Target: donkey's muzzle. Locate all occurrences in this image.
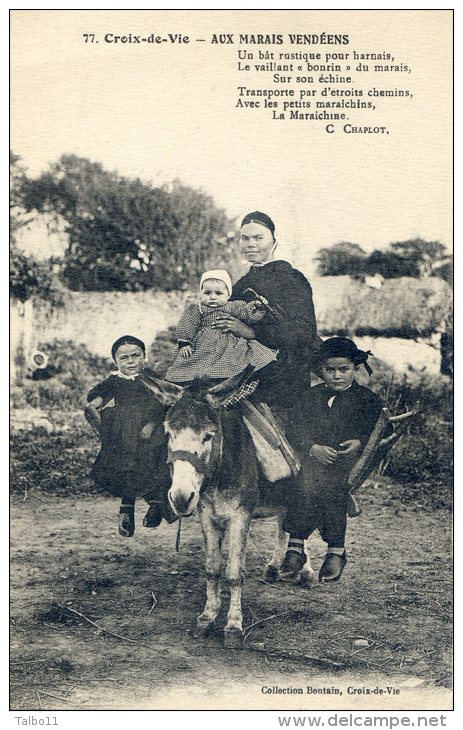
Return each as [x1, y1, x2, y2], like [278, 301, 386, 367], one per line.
[169, 489, 196, 517]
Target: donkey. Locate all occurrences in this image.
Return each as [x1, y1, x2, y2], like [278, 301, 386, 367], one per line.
[143, 371, 314, 648]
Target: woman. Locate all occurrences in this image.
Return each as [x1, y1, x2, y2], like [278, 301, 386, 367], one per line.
[212, 211, 320, 417]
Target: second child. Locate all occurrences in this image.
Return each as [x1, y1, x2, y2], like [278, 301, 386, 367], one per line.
[280, 337, 390, 582]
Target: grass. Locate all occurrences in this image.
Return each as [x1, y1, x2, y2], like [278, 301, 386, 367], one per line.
[369, 365, 452, 509]
[11, 340, 111, 411]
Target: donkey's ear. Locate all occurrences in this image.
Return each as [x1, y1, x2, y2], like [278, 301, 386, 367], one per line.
[139, 372, 184, 406]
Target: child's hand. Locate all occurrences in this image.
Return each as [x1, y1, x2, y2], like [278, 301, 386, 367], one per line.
[140, 423, 155, 440]
[310, 444, 339, 465]
[337, 439, 362, 457]
[252, 297, 268, 311]
[87, 396, 103, 412]
[180, 345, 193, 358]
[84, 404, 102, 438]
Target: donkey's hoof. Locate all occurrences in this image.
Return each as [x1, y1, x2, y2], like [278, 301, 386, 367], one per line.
[195, 617, 215, 638]
[263, 565, 279, 583]
[299, 570, 316, 588]
[224, 628, 243, 650]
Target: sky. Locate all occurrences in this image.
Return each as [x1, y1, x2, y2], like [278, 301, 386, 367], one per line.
[10, 8, 453, 274]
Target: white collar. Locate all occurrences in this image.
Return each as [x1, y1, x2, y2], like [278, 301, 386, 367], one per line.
[324, 383, 353, 393]
[111, 370, 141, 381]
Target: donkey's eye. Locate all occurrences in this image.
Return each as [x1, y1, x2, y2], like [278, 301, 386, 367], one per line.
[202, 433, 214, 444]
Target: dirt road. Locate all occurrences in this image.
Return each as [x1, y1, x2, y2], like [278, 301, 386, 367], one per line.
[10, 484, 452, 711]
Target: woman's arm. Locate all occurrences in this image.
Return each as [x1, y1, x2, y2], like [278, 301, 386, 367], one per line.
[266, 272, 317, 349]
[212, 300, 264, 337]
[231, 266, 318, 351]
[211, 314, 256, 339]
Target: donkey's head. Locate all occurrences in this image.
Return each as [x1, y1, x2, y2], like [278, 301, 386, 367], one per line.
[139, 366, 256, 517]
[165, 389, 222, 516]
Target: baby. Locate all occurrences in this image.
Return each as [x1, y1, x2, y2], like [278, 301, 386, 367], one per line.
[165, 269, 277, 383]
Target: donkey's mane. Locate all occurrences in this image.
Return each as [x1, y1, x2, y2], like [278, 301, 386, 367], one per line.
[185, 377, 216, 397]
[165, 387, 219, 432]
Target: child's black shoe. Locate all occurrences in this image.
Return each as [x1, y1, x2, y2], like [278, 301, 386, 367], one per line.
[162, 500, 179, 524]
[318, 551, 347, 583]
[279, 550, 307, 578]
[119, 505, 135, 537]
[143, 502, 163, 528]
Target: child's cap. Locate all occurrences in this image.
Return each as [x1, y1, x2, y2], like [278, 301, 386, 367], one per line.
[111, 335, 146, 361]
[318, 337, 373, 375]
[241, 211, 275, 236]
[200, 269, 233, 297]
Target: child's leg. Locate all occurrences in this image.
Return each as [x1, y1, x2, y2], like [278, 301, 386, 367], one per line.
[280, 474, 320, 577]
[318, 489, 348, 582]
[119, 496, 136, 537]
[280, 519, 319, 578]
[142, 498, 163, 528]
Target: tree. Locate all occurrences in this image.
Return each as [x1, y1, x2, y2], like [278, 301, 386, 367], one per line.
[314, 237, 450, 280]
[10, 151, 34, 245]
[315, 242, 366, 277]
[364, 249, 417, 279]
[24, 155, 235, 291]
[10, 152, 63, 304]
[390, 239, 448, 278]
[10, 152, 64, 384]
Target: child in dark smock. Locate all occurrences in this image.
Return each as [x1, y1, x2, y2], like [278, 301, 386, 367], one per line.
[280, 337, 389, 583]
[86, 335, 172, 537]
[165, 269, 277, 384]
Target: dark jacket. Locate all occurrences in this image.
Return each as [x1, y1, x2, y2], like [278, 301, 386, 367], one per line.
[231, 261, 320, 409]
[287, 380, 386, 488]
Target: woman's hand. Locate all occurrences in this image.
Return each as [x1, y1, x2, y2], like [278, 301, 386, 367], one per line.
[212, 314, 255, 339]
[337, 439, 362, 458]
[310, 444, 338, 466]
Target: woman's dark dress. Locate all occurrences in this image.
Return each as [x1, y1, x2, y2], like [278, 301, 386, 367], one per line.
[87, 370, 170, 500]
[231, 260, 320, 413]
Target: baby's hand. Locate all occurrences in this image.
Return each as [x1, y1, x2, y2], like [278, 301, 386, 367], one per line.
[337, 439, 362, 457]
[310, 444, 339, 466]
[179, 345, 193, 358]
[140, 423, 155, 440]
[252, 296, 269, 311]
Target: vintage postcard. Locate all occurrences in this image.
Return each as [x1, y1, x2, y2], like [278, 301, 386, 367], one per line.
[9, 6, 453, 720]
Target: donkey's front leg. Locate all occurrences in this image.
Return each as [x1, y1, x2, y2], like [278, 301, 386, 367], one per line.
[299, 540, 316, 587]
[197, 503, 224, 636]
[224, 509, 251, 649]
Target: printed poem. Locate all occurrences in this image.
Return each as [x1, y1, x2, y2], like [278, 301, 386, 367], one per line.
[234, 46, 414, 134]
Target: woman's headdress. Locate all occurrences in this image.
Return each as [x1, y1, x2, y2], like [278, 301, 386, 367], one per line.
[241, 211, 275, 236]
